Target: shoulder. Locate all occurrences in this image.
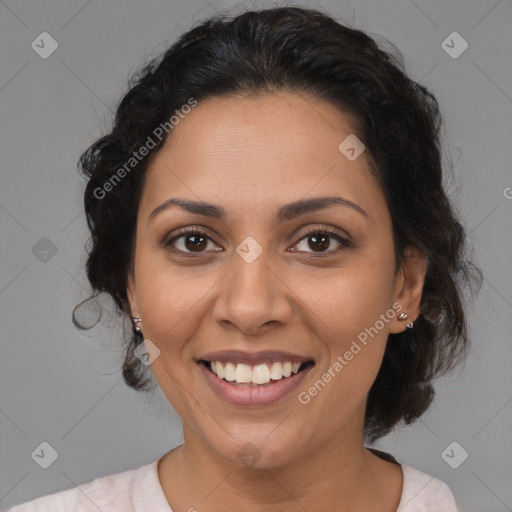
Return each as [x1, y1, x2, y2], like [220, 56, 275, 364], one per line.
[6, 461, 157, 512]
[398, 464, 459, 511]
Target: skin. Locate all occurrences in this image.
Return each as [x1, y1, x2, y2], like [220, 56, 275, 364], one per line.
[126, 91, 428, 512]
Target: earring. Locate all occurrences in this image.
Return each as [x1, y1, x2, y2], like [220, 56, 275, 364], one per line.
[398, 312, 414, 329]
[131, 317, 142, 333]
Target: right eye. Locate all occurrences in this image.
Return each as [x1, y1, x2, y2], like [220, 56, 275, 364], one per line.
[164, 228, 222, 256]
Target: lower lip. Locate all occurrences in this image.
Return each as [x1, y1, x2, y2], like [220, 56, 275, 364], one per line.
[198, 362, 313, 406]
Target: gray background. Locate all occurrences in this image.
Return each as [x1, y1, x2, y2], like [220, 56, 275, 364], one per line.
[1, 0, 511, 510]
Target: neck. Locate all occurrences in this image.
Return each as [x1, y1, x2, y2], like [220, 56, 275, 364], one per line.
[158, 424, 401, 512]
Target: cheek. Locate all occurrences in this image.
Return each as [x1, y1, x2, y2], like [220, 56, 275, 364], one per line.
[295, 246, 395, 393]
[299, 254, 395, 342]
[134, 250, 218, 346]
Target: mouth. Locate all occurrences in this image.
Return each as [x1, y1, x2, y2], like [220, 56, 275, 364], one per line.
[198, 359, 315, 387]
[195, 350, 316, 406]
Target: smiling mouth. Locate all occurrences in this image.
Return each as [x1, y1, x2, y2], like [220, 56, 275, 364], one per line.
[198, 360, 315, 387]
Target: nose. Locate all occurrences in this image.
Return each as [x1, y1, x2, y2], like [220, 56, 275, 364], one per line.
[212, 247, 292, 335]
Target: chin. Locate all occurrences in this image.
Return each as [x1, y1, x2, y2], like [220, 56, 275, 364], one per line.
[208, 429, 307, 470]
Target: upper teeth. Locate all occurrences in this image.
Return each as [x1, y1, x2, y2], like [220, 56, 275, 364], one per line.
[209, 361, 303, 384]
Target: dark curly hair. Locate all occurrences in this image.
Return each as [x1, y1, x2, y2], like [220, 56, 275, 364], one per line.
[74, 6, 482, 443]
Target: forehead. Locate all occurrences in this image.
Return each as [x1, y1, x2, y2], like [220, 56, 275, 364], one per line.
[140, 91, 386, 225]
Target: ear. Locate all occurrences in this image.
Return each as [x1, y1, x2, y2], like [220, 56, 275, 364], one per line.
[126, 270, 141, 319]
[389, 246, 428, 334]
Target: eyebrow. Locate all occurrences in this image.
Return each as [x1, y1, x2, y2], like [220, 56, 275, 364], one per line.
[147, 196, 369, 227]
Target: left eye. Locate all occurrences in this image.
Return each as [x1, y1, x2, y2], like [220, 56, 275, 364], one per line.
[292, 229, 351, 255]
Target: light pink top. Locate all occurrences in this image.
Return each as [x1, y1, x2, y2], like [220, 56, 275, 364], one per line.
[8, 458, 458, 511]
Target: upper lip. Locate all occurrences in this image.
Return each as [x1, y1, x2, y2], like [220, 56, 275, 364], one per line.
[197, 350, 314, 366]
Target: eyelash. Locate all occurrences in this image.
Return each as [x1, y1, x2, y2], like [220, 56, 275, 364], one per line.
[163, 225, 353, 258]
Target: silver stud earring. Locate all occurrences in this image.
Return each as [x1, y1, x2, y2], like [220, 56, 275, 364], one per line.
[131, 317, 142, 333]
[397, 312, 414, 329]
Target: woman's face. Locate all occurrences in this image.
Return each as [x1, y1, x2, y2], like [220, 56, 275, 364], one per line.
[127, 91, 425, 468]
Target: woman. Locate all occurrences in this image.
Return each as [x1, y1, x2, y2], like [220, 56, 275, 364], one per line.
[10, 6, 481, 511]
